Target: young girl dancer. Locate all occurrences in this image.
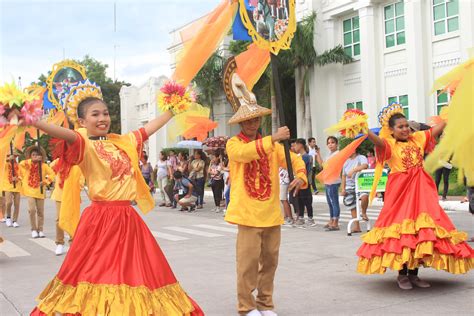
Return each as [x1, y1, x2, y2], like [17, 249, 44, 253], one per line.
[356, 104, 473, 289]
[30, 81, 203, 315]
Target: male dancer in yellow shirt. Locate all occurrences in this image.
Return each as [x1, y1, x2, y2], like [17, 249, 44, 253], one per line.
[19, 146, 55, 238]
[2, 151, 22, 228]
[224, 71, 307, 316]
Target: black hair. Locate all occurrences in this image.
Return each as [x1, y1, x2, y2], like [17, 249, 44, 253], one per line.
[295, 138, 306, 146]
[30, 148, 41, 155]
[388, 113, 406, 128]
[77, 97, 107, 119]
[143, 154, 148, 161]
[160, 151, 168, 160]
[173, 170, 183, 179]
[327, 136, 338, 145]
[308, 137, 315, 143]
[195, 150, 204, 159]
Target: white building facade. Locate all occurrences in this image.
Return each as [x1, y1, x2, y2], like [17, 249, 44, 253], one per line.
[120, 76, 172, 165]
[296, 0, 473, 148]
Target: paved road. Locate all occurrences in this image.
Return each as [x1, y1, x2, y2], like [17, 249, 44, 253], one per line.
[1, 194, 473, 315]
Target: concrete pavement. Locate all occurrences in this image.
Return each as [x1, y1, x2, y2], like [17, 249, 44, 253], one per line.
[1, 194, 473, 315]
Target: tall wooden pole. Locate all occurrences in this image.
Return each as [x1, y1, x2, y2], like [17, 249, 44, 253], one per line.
[270, 54, 299, 211]
[37, 129, 43, 194]
[9, 142, 16, 189]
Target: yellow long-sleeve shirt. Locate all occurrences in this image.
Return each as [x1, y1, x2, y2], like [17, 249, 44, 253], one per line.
[19, 159, 55, 199]
[1, 161, 21, 193]
[225, 134, 307, 227]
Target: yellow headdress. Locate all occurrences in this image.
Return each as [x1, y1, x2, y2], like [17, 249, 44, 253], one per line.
[61, 79, 103, 128]
[377, 103, 404, 136]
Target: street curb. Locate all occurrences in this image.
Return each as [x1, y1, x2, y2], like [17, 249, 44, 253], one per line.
[204, 191, 469, 212]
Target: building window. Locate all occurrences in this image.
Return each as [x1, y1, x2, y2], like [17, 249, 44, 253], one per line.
[384, 1, 405, 48]
[346, 101, 363, 110]
[433, 0, 459, 36]
[436, 90, 449, 114]
[343, 16, 360, 58]
[388, 95, 409, 118]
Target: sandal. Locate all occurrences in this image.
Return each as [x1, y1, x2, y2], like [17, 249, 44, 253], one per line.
[361, 214, 369, 221]
[351, 230, 362, 234]
[325, 226, 340, 231]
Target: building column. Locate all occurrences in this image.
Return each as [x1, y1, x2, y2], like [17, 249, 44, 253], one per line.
[323, 18, 339, 126]
[459, 0, 474, 60]
[357, 4, 380, 127]
[404, 0, 428, 120]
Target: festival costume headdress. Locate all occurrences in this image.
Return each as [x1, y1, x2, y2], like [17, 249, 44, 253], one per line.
[224, 57, 272, 125]
[61, 79, 103, 129]
[378, 103, 404, 132]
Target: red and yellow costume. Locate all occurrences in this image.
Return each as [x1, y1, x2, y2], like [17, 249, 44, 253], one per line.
[1, 159, 22, 223]
[31, 128, 203, 316]
[225, 133, 307, 227]
[1, 161, 21, 193]
[19, 159, 54, 199]
[357, 129, 474, 274]
[225, 132, 307, 314]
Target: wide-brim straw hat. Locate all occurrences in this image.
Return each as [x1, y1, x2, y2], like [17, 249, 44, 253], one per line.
[228, 103, 273, 125]
[223, 57, 272, 125]
[25, 145, 47, 161]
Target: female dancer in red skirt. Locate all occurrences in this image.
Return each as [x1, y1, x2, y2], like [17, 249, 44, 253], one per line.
[30, 80, 203, 315]
[356, 103, 474, 290]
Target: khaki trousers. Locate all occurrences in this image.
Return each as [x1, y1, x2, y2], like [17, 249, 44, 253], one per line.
[55, 201, 65, 245]
[236, 225, 281, 314]
[5, 191, 20, 222]
[0, 192, 5, 216]
[28, 197, 45, 232]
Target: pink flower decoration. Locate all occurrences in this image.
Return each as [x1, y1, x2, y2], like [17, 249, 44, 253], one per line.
[20, 99, 43, 125]
[0, 115, 7, 127]
[160, 81, 186, 97]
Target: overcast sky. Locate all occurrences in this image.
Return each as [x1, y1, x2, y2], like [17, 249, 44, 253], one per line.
[0, 0, 218, 86]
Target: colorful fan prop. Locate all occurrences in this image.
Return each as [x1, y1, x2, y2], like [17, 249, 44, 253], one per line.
[324, 109, 369, 139]
[157, 80, 196, 115]
[0, 82, 43, 127]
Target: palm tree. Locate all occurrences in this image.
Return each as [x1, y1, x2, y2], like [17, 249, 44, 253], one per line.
[286, 12, 352, 137]
[192, 51, 224, 124]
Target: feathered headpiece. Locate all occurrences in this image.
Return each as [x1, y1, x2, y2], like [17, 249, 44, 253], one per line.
[61, 79, 103, 129]
[378, 103, 404, 128]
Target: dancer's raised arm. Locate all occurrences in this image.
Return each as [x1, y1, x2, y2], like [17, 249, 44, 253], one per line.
[143, 110, 173, 137]
[431, 120, 447, 139]
[34, 120, 77, 144]
[367, 128, 385, 148]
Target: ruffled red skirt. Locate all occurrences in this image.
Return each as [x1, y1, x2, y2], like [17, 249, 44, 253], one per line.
[357, 167, 474, 274]
[30, 201, 204, 315]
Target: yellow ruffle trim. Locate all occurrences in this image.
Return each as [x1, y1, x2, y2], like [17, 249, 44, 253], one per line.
[357, 246, 474, 275]
[357, 212, 474, 275]
[361, 212, 468, 245]
[36, 277, 196, 316]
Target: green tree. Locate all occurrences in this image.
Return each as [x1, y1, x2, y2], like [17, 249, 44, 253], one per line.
[284, 12, 352, 137]
[192, 51, 224, 125]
